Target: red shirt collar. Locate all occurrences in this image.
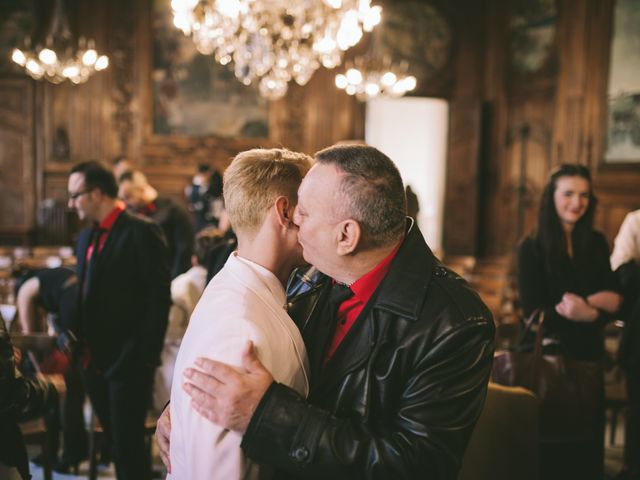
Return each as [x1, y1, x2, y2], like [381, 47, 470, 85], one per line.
[348, 238, 403, 301]
[96, 202, 125, 231]
[137, 201, 156, 216]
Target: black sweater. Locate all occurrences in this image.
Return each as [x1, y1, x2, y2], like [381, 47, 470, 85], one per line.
[517, 230, 619, 360]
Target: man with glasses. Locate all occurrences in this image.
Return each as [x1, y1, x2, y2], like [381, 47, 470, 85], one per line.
[67, 161, 171, 480]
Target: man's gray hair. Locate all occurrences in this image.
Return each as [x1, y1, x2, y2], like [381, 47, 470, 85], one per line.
[315, 144, 406, 248]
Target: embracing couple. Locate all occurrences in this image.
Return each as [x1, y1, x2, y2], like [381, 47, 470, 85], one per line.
[161, 144, 495, 480]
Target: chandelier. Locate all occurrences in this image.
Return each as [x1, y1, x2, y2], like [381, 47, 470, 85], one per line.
[171, 0, 382, 99]
[335, 56, 416, 101]
[11, 0, 109, 84]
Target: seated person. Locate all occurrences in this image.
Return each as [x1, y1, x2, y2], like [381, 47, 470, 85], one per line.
[154, 229, 224, 412]
[0, 311, 58, 480]
[169, 148, 312, 479]
[15, 267, 87, 472]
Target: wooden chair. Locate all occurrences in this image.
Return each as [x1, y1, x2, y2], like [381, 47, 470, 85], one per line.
[19, 417, 53, 480]
[604, 321, 628, 446]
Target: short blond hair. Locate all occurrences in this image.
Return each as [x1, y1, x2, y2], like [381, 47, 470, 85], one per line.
[223, 148, 312, 234]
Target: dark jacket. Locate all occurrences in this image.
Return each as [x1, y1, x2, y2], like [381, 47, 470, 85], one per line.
[74, 210, 171, 380]
[517, 231, 618, 360]
[150, 196, 195, 279]
[241, 224, 495, 479]
[616, 260, 640, 370]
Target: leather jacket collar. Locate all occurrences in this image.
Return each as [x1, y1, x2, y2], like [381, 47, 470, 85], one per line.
[374, 217, 435, 322]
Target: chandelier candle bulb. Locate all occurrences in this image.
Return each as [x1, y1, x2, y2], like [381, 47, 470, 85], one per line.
[82, 49, 98, 66]
[94, 55, 109, 71]
[11, 49, 26, 66]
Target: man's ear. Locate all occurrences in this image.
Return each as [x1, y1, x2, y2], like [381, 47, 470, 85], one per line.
[273, 196, 292, 228]
[336, 219, 360, 255]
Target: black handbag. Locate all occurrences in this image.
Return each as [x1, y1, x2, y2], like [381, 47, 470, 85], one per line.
[491, 310, 603, 442]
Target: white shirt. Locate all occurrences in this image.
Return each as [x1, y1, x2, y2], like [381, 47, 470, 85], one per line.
[168, 253, 309, 480]
[611, 209, 640, 270]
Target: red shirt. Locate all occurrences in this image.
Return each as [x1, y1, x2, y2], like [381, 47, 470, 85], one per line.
[85, 202, 125, 263]
[137, 201, 157, 217]
[324, 239, 403, 363]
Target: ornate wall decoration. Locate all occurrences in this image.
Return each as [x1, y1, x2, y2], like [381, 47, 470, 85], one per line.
[509, 0, 557, 75]
[111, 0, 136, 156]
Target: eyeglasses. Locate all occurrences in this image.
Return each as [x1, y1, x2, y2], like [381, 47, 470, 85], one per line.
[68, 188, 94, 201]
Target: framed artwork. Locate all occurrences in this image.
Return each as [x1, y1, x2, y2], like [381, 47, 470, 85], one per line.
[605, 0, 640, 163]
[151, 0, 269, 138]
[509, 0, 557, 75]
[507, 0, 558, 93]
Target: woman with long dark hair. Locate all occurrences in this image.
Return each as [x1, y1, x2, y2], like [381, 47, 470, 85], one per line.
[517, 163, 622, 479]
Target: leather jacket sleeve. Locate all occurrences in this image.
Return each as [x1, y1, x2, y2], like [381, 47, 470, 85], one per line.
[241, 319, 494, 479]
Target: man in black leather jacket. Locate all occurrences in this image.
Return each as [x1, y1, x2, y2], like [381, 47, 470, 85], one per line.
[157, 144, 495, 479]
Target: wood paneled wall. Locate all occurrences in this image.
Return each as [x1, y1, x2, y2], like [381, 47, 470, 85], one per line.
[0, 0, 365, 244]
[444, 0, 640, 257]
[1, 0, 639, 253]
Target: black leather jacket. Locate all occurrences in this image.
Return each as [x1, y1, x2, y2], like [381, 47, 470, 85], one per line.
[241, 224, 495, 479]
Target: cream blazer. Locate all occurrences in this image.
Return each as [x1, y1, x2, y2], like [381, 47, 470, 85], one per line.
[168, 253, 309, 480]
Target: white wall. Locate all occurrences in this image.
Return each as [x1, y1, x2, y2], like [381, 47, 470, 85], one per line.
[365, 97, 449, 253]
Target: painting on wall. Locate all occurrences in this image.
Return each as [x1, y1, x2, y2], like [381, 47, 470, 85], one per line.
[151, 0, 269, 138]
[509, 0, 557, 75]
[605, 0, 640, 163]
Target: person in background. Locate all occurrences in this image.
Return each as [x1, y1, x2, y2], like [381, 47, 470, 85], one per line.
[68, 161, 171, 480]
[517, 163, 622, 480]
[153, 228, 223, 412]
[157, 144, 495, 479]
[15, 267, 87, 473]
[168, 148, 311, 479]
[610, 208, 640, 480]
[119, 170, 195, 279]
[112, 156, 134, 182]
[185, 163, 224, 231]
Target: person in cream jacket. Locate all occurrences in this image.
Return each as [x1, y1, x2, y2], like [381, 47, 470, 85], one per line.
[169, 148, 311, 479]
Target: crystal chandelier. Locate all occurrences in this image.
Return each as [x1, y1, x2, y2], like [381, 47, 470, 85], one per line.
[335, 55, 416, 101]
[171, 0, 382, 99]
[11, 0, 109, 84]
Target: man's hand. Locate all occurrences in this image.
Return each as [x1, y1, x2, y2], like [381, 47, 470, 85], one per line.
[155, 405, 172, 472]
[183, 341, 273, 433]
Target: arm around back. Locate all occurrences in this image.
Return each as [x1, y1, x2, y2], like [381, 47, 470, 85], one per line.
[241, 314, 495, 479]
